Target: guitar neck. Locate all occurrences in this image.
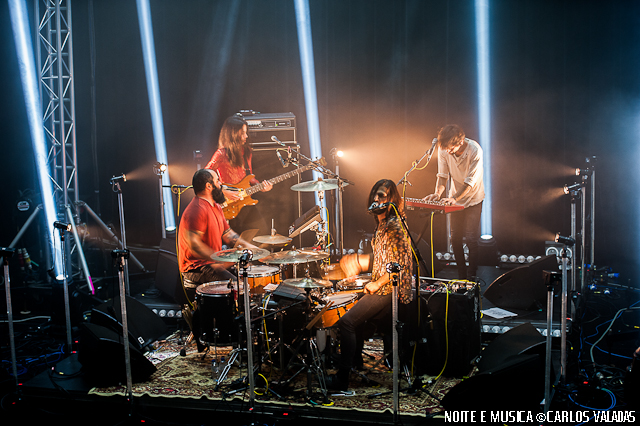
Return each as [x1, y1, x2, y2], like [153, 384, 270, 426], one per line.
[246, 165, 312, 195]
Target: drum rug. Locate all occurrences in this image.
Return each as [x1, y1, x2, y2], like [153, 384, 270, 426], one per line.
[88, 332, 470, 417]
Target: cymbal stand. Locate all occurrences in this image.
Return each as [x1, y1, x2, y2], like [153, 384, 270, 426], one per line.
[240, 250, 256, 405]
[1, 247, 19, 390]
[276, 289, 329, 402]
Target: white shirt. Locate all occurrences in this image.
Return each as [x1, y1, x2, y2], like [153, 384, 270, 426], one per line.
[436, 138, 485, 208]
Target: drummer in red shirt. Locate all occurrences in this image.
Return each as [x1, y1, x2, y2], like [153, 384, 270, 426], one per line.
[178, 168, 258, 304]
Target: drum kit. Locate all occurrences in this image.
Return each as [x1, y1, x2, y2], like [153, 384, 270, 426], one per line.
[191, 235, 370, 400]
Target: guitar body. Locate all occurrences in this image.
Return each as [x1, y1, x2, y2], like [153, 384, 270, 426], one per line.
[222, 174, 258, 220]
[220, 159, 325, 220]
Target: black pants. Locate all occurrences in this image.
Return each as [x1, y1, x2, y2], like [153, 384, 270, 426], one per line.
[449, 201, 483, 279]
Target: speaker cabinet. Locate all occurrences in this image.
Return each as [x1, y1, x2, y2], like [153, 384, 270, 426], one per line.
[78, 322, 156, 387]
[154, 237, 188, 306]
[442, 322, 546, 411]
[416, 284, 481, 378]
[483, 255, 558, 310]
[91, 295, 169, 352]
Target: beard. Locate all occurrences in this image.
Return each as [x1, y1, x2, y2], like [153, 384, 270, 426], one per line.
[211, 185, 227, 204]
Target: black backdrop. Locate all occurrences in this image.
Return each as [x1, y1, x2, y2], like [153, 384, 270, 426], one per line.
[1, 0, 639, 282]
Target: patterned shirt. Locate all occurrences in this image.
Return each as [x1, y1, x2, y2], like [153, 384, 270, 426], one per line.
[371, 215, 414, 304]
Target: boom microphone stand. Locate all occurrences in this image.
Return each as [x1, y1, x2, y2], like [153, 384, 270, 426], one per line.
[388, 262, 401, 423]
[111, 175, 131, 294]
[53, 221, 74, 353]
[112, 248, 134, 405]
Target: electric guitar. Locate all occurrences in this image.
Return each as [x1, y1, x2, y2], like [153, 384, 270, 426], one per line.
[221, 159, 326, 220]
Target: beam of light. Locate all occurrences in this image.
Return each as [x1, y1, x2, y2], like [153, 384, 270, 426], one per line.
[294, 0, 326, 213]
[136, 0, 176, 232]
[475, 0, 492, 238]
[9, 0, 63, 278]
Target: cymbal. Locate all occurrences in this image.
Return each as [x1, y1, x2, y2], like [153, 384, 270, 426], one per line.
[253, 234, 292, 245]
[210, 248, 270, 263]
[260, 249, 330, 264]
[290, 179, 339, 192]
[283, 277, 333, 289]
[323, 179, 349, 188]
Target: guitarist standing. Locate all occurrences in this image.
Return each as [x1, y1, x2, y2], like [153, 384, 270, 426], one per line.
[205, 115, 272, 234]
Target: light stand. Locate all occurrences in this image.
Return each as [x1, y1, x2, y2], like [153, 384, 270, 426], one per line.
[555, 234, 575, 384]
[1, 247, 19, 389]
[542, 269, 560, 414]
[153, 163, 168, 239]
[112, 248, 134, 404]
[111, 175, 131, 294]
[564, 183, 582, 319]
[54, 221, 74, 353]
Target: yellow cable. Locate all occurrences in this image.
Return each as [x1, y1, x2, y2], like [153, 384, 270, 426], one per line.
[433, 283, 450, 381]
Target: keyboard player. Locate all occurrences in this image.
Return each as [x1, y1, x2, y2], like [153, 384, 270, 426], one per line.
[422, 124, 485, 280]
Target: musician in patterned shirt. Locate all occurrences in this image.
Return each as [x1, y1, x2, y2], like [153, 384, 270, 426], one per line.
[327, 179, 414, 391]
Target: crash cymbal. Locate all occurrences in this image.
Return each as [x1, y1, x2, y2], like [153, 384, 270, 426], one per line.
[283, 277, 333, 289]
[210, 248, 270, 263]
[253, 234, 292, 245]
[260, 249, 329, 264]
[290, 179, 339, 192]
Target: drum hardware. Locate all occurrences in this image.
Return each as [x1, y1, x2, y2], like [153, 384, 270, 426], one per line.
[254, 219, 292, 246]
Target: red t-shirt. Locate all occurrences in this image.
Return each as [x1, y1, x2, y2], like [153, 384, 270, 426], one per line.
[205, 148, 254, 185]
[178, 197, 230, 273]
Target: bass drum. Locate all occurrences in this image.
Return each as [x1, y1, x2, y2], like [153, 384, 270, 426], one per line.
[194, 282, 238, 345]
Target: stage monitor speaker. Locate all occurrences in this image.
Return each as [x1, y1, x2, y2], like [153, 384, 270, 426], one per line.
[78, 322, 156, 387]
[154, 237, 188, 306]
[91, 295, 169, 352]
[416, 284, 481, 378]
[442, 322, 546, 411]
[483, 255, 558, 310]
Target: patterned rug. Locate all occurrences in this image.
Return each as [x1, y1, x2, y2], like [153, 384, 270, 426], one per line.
[89, 332, 467, 417]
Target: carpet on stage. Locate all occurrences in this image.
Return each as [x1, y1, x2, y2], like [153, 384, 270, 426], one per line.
[88, 332, 470, 417]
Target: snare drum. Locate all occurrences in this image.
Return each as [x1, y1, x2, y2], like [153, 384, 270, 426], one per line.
[316, 292, 359, 328]
[247, 265, 280, 291]
[194, 282, 237, 344]
[336, 273, 372, 293]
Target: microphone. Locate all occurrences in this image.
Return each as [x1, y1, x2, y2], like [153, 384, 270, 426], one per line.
[53, 221, 72, 231]
[368, 202, 391, 215]
[271, 135, 285, 146]
[275, 150, 288, 168]
[110, 174, 126, 184]
[426, 138, 438, 162]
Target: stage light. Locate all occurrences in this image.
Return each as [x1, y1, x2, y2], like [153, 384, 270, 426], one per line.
[563, 182, 583, 195]
[336, 150, 344, 158]
[294, 0, 326, 212]
[9, 0, 63, 278]
[500, 254, 508, 262]
[555, 233, 576, 247]
[475, 0, 492, 238]
[136, 0, 176, 233]
[153, 162, 167, 175]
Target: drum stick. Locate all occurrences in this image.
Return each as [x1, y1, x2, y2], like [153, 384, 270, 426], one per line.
[306, 301, 334, 330]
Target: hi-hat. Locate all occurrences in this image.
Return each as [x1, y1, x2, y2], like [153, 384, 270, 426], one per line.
[253, 234, 292, 245]
[283, 277, 333, 289]
[290, 179, 339, 192]
[260, 249, 329, 264]
[210, 248, 270, 263]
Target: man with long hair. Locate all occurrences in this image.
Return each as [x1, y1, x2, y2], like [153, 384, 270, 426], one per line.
[205, 114, 272, 233]
[423, 124, 484, 280]
[327, 179, 414, 391]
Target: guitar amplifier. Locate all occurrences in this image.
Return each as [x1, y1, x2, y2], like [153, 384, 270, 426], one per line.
[239, 110, 297, 150]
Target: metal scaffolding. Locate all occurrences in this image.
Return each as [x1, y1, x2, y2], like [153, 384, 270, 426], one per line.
[35, 0, 79, 279]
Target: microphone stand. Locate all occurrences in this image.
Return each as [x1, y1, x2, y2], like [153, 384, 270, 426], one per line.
[387, 262, 401, 423]
[56, 225, 74, 354]
[113, 180, 130, 294]
[112, 248, 134, 408]
[397, 139, 438, 187]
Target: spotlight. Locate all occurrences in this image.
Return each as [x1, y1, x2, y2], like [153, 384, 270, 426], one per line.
[555, 233, 575, 247]
[563, 182, 583, 195]
[110, 174, 127, 184]
[336, 150, 344, 158]
[153, 162, 167, 175]
[53, 221, 72, 232]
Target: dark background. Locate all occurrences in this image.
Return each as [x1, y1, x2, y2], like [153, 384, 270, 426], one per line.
[1, 0, 638, 284]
